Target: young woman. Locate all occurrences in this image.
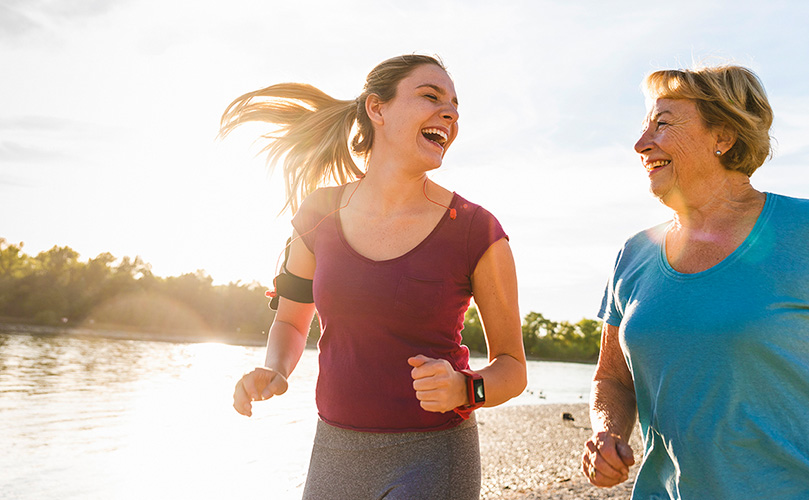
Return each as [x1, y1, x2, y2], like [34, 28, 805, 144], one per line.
[222, 54, 527, 499]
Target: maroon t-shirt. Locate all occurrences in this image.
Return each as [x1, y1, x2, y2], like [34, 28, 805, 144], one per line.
[293, 184, 508, 432]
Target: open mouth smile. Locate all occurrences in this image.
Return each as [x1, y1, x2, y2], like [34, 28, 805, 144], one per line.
[422, 128, 449, 149]
[645, 159, 670, 173]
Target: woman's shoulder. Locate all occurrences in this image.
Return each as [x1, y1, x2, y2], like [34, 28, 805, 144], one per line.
[298, 184, 347, 215]
[765, 192, 809, 236]
[602, 222, 669, 280]
[615, 221, 670, 258]
[292, 184, 349, 235]
[452, 192, 496, 221]
[450, 193, 510, 241]
[768, 192, 809, 213]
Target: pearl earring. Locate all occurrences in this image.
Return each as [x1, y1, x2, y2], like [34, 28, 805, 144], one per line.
[715, 150, 722, 156]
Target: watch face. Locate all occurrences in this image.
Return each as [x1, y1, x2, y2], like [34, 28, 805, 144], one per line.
[472, 378, 485, 403]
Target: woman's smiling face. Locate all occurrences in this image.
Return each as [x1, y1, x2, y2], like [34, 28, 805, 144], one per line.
[374, 64, 459, 169]
[634, 98, 723, 206]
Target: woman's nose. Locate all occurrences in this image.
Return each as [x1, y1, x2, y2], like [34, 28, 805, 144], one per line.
[634, 127, 652, 154]
[442, 104, 459, 123]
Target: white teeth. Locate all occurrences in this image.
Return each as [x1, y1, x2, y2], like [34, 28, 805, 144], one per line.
[645, 159, 670, 171]
[422, 128, 448, 144]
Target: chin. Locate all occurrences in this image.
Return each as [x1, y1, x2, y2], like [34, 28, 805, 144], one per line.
[649, 187, 669, 205]
[652, 187, 686, 211]
[648, 178, 671, 199]
[421, 154, 444, 171]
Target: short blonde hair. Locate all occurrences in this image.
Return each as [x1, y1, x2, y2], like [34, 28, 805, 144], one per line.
[642, 65, 773, 176]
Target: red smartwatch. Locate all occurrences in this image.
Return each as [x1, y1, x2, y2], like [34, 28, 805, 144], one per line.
[453, 369, 485, 420]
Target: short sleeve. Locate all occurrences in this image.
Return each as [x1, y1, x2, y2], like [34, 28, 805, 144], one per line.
[291, 186, 343, 253]
[598, 249, 624, 327]
[466, 205, 508, 275]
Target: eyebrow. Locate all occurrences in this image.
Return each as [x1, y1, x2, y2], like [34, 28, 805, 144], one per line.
[642, 109, 670, 126]
[416, 83, 459, 106]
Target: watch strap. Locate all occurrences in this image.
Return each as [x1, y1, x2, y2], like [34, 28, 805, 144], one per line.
[453, 369, 484, 420]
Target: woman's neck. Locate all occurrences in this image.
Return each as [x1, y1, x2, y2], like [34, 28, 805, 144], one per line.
[664, 174, 766, 273]
[666, 172, 765, 233]
[356, 168, 427, 212]
[354, 148, 451, 214]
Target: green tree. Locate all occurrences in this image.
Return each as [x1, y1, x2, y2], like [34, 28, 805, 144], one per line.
[521, 311, 602, 362]
[461, 305, 486, 354]
[0, 239, 31, 320]
[0, 239, 29, 277]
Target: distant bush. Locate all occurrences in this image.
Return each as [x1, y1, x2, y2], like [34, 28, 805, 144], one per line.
[462, 306, 601, 362]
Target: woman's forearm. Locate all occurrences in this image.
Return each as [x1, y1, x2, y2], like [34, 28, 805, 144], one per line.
[477, 353, 527, 407]
[590, 378, 637, 439]
[263, 319, 309, 378]
[590, 322, 637, 439]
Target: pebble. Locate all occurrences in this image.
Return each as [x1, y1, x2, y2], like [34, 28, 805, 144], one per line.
[478, 403, 642, 499]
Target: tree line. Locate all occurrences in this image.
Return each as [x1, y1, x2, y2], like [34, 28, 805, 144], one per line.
[462, 307, 601, 362]
[0, 238, 273, 344]
[0, 238, 601, 361]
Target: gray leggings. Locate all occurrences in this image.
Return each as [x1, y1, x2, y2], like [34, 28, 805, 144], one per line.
[302, 416, 480, 500]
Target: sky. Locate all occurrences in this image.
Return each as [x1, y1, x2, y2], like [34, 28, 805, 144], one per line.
[2, 0, 809, 322]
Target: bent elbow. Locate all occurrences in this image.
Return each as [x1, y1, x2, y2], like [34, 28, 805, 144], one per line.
[515, 366, 528, 396]
[507, 358, 528, 400]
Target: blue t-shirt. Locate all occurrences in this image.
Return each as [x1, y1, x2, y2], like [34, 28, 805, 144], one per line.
[600, 193, 809, 499]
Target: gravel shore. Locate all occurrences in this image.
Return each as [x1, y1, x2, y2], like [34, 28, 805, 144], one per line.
[477, 404, 642, 499]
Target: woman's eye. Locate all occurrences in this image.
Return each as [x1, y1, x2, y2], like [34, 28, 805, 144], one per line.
[656, 121, 668, 128]
[424, 94, 437, 101]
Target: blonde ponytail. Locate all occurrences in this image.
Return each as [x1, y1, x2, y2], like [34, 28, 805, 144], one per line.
[219, 83, 362, 213]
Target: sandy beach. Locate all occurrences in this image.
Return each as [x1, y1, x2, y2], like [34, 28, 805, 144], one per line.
[477, 404, 642, 500]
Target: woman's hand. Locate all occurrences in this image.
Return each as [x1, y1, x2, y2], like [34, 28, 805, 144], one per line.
[581, 431, 635, 487]
[233, 367, 289, 417]
[408, 355, 467, 413]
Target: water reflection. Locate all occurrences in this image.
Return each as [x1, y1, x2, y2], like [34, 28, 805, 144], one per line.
[0, 331, 593, 500]
[0, 332, 317, 500]
[1, 334, 160, 392]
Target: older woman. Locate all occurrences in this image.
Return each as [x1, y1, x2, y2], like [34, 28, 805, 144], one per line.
[582, 65, 809, 499]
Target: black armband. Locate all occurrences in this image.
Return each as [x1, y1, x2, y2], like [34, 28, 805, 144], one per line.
[268, 269, 313, 310]
[266, 237, 314, 310]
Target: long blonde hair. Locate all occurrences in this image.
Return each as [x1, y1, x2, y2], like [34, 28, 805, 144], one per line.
[219, 54, 447, 213]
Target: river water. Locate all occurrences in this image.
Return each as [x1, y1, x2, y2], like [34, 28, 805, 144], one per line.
[0, 331, 595, 500]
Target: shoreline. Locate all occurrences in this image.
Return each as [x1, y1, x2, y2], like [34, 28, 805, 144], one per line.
[0, 322, 267, 347]
[0, 324, 598, 365]
[477, 404, 641, 499]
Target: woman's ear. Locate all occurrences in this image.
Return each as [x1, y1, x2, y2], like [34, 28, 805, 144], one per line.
[365, 94, 384, 126]
[715, 124, 738, 154]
